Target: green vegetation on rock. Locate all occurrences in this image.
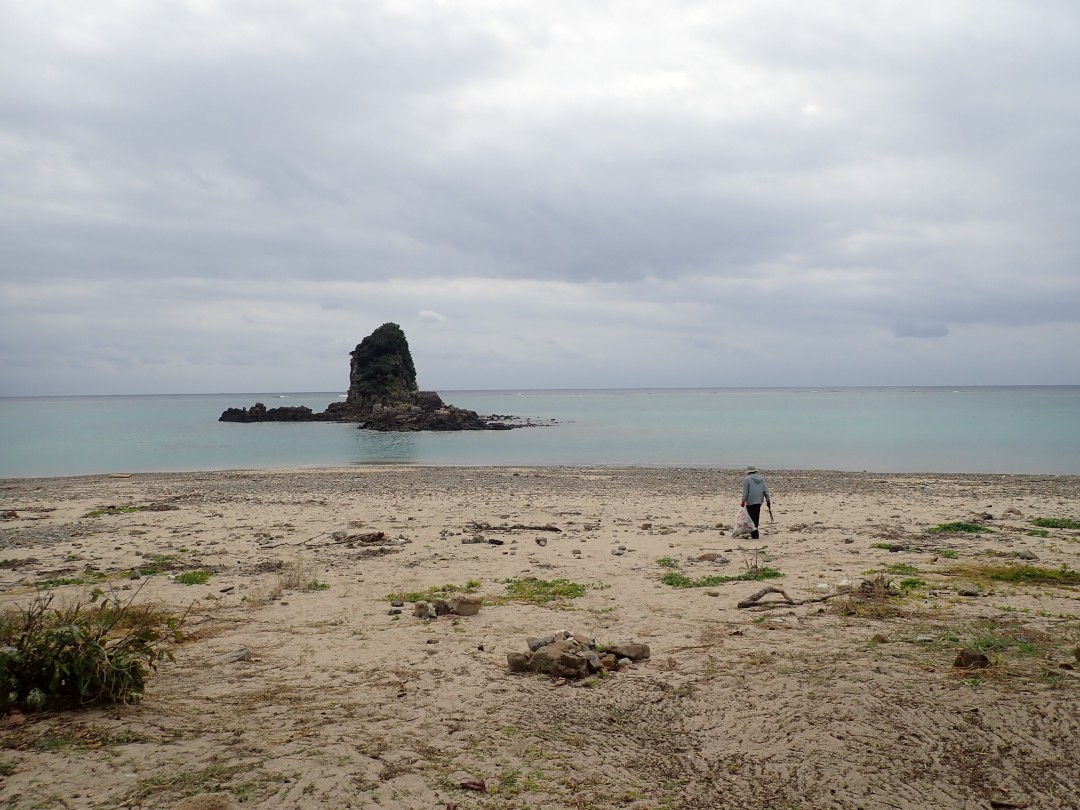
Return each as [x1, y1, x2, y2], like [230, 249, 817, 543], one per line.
[347, 322, 418, 408]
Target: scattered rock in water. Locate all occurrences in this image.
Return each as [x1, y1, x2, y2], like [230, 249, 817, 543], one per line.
[953, 648, 991, 669]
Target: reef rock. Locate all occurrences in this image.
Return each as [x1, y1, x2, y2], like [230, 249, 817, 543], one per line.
[219, 322, 541, 431]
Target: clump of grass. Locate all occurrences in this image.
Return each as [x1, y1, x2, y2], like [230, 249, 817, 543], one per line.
[831, 574, 903, 619]
[655, 557, 680, 569]
[0, 588, 184, 712]
[946, 562, 1080, 587]
[885, 563, 920, 576]
[1032, 517, 1080, 530]
[40, 568, 110, 588]
[134, 554, 180, 576]
[660, 568, 783, 589]
[1027, 529, 1050, 538]
[986, 564, 1080, 586]
[85, 505, 146, 518]
[385, 579, 482, 603]
[928, 522, 991, 534]
[174, 571, 210, 586]
[501, 577, 595, 605]
[938, 549, 960, 559]
[898, 577, 926, 592]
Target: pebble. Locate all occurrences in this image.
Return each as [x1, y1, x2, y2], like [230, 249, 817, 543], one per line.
[1017, 550, 1039, 561]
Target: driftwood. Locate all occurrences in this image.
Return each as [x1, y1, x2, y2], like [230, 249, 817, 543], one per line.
[465, 521, 562, 533]
[736, 586, 843, 610]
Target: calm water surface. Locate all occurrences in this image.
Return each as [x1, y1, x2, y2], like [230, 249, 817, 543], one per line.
[1, 387, 1077, 478]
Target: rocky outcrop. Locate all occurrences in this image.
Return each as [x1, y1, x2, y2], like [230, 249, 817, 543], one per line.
[219, 322, 544, 431]
[218, 403, 320, 423]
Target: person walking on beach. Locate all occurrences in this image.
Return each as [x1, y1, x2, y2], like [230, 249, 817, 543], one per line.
[741, 466, 771, 540]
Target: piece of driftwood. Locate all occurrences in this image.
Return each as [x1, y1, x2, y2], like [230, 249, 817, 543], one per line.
[466, 520, 562, 533]
[736, 586, 842, 610]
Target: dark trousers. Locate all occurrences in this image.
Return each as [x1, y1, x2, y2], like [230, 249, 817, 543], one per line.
[746, 503, 762, 539]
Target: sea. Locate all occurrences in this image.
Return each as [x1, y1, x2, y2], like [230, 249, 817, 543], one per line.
[1, 387, 1078, 479]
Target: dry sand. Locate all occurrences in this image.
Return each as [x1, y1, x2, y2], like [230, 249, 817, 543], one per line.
[1, 466, 1079, 810]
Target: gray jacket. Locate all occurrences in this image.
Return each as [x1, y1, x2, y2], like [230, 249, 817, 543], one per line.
[742, 472, 771, 506]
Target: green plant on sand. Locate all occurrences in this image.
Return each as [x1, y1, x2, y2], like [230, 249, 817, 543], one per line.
[0, 587, 185, 712]
[928, 522, 992, 534]
[1032, 517, 1080, 530]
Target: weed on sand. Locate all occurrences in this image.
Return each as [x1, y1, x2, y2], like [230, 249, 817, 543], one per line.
[947, 563, 1080, 587]
[928, 522, 992, 534]
[501, 577, 601, 606]
[385, 579, 481, 603]
[661, 568, 783, 589]
[1032, 517, 1080, 530]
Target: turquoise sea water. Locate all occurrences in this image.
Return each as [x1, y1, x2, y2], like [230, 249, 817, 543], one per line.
[1, 387, 1078, 478]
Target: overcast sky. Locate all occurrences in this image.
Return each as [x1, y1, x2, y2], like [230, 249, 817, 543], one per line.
[2, 0, 1078, 396]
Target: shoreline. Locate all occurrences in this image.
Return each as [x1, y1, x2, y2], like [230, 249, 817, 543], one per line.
[2, 465, 1079, 808]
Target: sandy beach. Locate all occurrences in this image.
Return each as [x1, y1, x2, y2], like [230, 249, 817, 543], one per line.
[1, 466, 1079, 810]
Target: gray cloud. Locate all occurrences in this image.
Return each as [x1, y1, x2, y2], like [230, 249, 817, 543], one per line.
[1, 1, 1078, 395]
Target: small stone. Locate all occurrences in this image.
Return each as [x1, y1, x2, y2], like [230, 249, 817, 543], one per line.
[705, 590, 720, 597]
[617, 544, 627, 551]
[535, 537, 547, 547]
[956, 583, 980, 597]
[697, 552, 720, 562]
[617, 657, 632, 669]
[641, 523, 652, 530]
[606, 642, 650, 661]
[815, 583, 830, 594]
[390, 600, 405, 607]
[611, 548, 625, 556]
[953, 648, 990, 669]
[600, 653, 618, 671]
[843, 538, 854, 544]
[1017, 550, 1039, 561]
[870, 633, 889, 644]
[449, 595, 482, 616]
[388, 608, 402, 615]
[219, 647, 252, 664]
[527, 635, 556, 651]
[507, 652, 532, 673]
[915, 635, 934, 643]
[550, 652, 589, 679]
[426, 638, 438, 645]
[128, 571, 141, 580]
[219, 586, 235, 593]
[413, 601, 436, 620]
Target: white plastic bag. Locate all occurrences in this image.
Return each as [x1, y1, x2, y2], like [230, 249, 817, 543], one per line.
[732, 506, 756, 538]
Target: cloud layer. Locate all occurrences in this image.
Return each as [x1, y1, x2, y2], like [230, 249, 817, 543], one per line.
[2, 0, 1078, 394]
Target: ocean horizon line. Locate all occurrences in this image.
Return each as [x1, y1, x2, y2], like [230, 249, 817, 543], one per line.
[3, 383, 1078, 400]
